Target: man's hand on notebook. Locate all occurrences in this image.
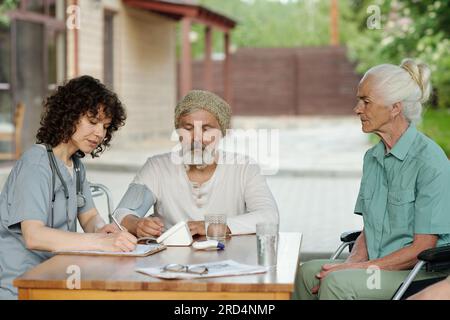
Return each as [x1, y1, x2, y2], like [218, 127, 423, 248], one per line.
[136, 217, 165, 238]
[187, 221, 206, 236]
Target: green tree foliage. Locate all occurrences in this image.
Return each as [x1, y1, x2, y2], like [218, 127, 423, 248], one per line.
[0, 0, 19, 27]
[188, 0, 356, 58]
[344, 0, 450, 109]
[191, 0, 449, 110]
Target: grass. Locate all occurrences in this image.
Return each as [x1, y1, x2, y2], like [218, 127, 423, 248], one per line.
[420, 108, 450, 157]
[367, 108, 450, 158]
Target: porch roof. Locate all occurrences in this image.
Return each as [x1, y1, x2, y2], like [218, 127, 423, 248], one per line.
[122, 0, 237, 31]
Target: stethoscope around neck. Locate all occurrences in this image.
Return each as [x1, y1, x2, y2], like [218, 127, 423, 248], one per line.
[45, 144, 86, 231]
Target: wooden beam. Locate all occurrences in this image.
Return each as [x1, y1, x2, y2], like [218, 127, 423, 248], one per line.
[44, 0, 50, 16]
[330, 0, 339, 46]
[180, 17, 192, 97]
[123, 0, 236, 31]
[123, 0, 198, 18]
[203, 26, 213, 91]
[73, 0, 79, 77]
[7, 10, 66, 29]
[192, 17, 231, 33]
[196, 7, 236, 32]
[223, 32, 232, 105]
[20, 0, 27, 11]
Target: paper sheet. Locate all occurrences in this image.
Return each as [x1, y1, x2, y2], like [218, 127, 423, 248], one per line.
[136, 259, 268, 279]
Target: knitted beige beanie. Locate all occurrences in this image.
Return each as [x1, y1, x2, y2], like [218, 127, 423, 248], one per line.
[174, 90, 232, 136]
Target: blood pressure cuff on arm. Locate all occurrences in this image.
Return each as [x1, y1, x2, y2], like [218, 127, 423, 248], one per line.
[113, 183, 156, 223]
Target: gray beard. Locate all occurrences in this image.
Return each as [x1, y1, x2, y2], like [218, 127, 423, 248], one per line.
[182, 146, 216, 171]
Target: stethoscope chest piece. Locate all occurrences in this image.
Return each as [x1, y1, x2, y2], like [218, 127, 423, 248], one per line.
[77, 192, 86, 208]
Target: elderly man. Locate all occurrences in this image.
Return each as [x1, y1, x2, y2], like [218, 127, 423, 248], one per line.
[113, 90, 279, 238]
[293, 58, 450, 300]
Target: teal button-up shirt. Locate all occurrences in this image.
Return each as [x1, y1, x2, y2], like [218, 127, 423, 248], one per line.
[354, 124, 450, 260]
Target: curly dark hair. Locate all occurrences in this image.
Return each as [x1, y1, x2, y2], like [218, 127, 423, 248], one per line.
[36, 75, 126, 158]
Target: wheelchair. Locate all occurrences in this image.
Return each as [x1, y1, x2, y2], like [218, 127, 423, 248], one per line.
[332, 230, 450, 300]
[89, 182, 115, 223]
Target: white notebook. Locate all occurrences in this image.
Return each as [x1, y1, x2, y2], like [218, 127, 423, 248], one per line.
[55, 243, 166, 257]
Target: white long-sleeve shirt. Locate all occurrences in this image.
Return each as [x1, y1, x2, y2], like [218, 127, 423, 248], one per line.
[115, 152, 279, 234]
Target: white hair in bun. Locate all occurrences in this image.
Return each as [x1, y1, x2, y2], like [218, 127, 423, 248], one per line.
[362, 59, 432, 123]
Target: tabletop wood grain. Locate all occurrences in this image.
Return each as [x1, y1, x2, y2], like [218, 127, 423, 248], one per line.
[14, 232, 302, 294]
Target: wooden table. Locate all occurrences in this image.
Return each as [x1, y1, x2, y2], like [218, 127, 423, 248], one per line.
[14, 232, 302, 300]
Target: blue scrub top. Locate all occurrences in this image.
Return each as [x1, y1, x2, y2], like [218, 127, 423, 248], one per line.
[0, 144, 95, 299]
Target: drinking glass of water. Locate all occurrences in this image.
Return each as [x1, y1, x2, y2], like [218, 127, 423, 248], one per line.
[204, 214, 227, 242]
[256, 223, 279, 267]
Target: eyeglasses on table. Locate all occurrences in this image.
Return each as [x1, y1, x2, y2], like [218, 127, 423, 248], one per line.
[162, 263, 209, 275]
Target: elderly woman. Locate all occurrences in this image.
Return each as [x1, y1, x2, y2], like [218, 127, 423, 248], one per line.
[294, 59, 450, 300]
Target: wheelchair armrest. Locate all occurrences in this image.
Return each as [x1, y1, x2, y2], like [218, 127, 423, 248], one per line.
[340, 230, 362, 243]
[90, 185, 103, 197]
[418, 245, 450, 263]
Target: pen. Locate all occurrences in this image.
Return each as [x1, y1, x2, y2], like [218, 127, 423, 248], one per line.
[192, 240, 225, 250]
[110, 213, 125, 231]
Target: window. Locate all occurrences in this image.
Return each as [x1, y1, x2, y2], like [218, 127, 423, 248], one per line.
[26, 0, 45, 14]
[47, 28, 66, 92]
[1, 0, 66, 151]
[0, 26, 12, 123]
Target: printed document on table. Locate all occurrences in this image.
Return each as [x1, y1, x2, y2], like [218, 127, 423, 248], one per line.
[136, 259, 269, 279]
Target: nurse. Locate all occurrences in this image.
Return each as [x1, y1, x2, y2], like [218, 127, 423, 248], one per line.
[294, 59, 450, 300]
[0, 75, 137, 300]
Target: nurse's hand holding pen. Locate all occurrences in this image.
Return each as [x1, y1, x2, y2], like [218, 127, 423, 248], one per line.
[100, 230, 138, 252]
[98, 215, 138, 252]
